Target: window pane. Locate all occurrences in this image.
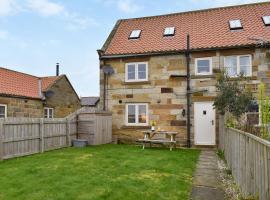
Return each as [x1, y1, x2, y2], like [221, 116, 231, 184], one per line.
[127, 64, 136, 80]
[239, 56, 251, 76]
[164, 27, 175, 35]
[49, 109, 53, 118]
[225, 56, 237, 76]
[197, 59, 210, 73]
[0, 106, 5, 117]
[138, 105, 147, 123]
[128, 105, 136, 123]
[263, 16, 270, 25]
[130, 30, 141, 38]
[229, 20, 242, 29]
[138, 64, 146, 79]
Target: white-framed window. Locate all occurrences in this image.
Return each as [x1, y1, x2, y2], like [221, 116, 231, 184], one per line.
[195, 57, 213, 75]
[126, 103, 148, 126]
[164, 27, 175, 36]
[224, 55, 252, 77]
[125, 62, 148, 82]
[129, 30, 141, 39]
[262, 16, 270, 26]
[44, 107, 54, 118]
[229, 19, 243, 30]
[0, 104, 7, 118]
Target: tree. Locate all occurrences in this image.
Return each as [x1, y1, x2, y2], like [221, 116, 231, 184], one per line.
[214, 71, 254, 119]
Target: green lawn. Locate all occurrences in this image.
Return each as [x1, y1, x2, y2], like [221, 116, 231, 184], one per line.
[0, 144, 200, 200]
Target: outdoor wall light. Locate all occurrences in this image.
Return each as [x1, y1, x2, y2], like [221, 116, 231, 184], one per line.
[182, 109, 186, 117]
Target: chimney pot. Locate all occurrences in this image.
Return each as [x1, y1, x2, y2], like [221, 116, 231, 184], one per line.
[56, 63, 59, 76]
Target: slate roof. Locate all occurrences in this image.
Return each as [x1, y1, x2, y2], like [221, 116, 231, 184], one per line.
[101, 2, 270, 57]
[81, 97, 100, 106]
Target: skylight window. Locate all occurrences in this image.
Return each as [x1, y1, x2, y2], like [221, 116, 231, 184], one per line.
[129, 30, 141, 39]
[262, 16, 270, 26]
[229, 19, 243, 30]
[164, 27, 175, 36]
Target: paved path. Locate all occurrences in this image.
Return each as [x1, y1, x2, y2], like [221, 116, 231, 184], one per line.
[190, 150, 225, 200]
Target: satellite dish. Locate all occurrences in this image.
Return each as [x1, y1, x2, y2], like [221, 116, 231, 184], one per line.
[103, 65, 114, 75]
[45, 90, 55, 98]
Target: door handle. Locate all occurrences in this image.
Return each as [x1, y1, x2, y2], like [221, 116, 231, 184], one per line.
[211, 120, 214, 125]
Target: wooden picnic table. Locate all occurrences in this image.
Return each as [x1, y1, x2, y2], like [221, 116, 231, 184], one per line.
[138, 130, 178, 151]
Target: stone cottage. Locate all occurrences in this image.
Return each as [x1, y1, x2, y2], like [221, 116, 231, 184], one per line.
[0, 67, 80, 118]
[98, 2, 270, 146]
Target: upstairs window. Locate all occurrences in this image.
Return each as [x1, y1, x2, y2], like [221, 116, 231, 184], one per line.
[229, 19, 243, 30]
[44, 107, 54, 118]
[0, 104, 7, 118]
[224, 55, 252, 77]
[195, 57, 212, 75]
[126, 103, 148, 126]
[129, 30, 141, 39]
[164, 27, 175, 36]
[125, 62, 148, 82]
[262, 16, 270, 26]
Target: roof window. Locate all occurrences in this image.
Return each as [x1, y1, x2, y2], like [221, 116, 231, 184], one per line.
[229, 19, 243, 30]
[164, 27, 175, 36]
[262, 16, 270, 26]
[129, 30, 141, 39]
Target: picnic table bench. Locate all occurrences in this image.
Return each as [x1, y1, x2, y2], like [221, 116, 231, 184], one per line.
[137, 131, 178, 151]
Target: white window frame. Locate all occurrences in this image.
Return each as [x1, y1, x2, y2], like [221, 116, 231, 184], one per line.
[224, 55, 252, 77]
[229, 19, 243, 30]
[129, 30, 141, 39]
[195, 57, 213, 75]
[125, 62, 148, 82]
[164, 27, 175, 36]
[44, 107, 54, 119]
[0, 104, 7, 118]
[125, 103, 149, 126]
[262, 16, 270, 26]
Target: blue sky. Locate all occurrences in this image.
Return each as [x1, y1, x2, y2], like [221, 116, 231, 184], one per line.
[0, 0, 267, 96]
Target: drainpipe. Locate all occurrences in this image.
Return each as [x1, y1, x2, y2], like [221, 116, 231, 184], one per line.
[185, 34, 191, 148]
[103, 70, 107, 111]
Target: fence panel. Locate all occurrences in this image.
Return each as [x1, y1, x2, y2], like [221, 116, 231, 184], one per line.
[219, 118, 270, 200]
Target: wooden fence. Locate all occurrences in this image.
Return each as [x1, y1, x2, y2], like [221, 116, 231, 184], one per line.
[0, 108, 112, 160]
[219, 117, 270, 200]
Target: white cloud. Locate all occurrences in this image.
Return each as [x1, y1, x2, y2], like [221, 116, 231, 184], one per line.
[0, 30, 8, 39]
[64, 12, 99, 31]
[117, 0, 142, 14]
[27, 0, 64, 16]
[0, 0, 20, 16]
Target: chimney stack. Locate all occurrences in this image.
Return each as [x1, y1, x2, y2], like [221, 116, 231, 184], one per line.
[56, 63, 59, 76]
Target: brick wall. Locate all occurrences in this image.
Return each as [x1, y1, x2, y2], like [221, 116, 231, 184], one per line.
[100, 47, 270, 146]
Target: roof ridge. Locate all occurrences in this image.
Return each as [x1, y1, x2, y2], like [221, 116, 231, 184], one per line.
[120, 1, 270, 21]
[0, 67, 39, 79]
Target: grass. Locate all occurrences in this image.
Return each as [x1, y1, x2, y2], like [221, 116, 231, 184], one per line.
[0, 144, 200, 200]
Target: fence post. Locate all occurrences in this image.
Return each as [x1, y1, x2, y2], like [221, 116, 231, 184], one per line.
[66, 118, 70, 147]
[0, 119, 4, 160]
[39, 118, 44, 153]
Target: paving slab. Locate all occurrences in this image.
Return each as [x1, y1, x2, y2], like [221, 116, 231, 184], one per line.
[190, 150, 225, 200]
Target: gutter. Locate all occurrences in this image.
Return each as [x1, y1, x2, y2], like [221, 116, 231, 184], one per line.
[99, 43, 269, 59]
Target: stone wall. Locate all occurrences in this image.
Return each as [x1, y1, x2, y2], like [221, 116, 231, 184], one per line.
[0, 96, 43, 118]
[100, 47, 269, 146]
[45, 76, 81, 118]
[0, 76, 81, 118]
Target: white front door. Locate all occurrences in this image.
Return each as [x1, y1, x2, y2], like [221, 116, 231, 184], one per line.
[194, 102, 216, 145]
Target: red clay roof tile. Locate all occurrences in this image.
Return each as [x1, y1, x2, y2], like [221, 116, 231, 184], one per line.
[0, 67, 60, 99]
[103, 2, 270, 56]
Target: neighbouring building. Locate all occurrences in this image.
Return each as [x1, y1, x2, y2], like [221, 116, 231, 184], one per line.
[98, 2, 270, 146]
[0, 67, 81, 118]
[81, 97, 100, 107]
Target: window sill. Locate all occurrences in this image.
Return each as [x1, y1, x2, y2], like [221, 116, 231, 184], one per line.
[121, 125, 151, 129]
[122, 81, 151, 85]
[191, 74, 216, 79]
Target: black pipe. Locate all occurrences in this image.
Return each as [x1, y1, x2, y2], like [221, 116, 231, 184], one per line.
[103, 72, 106, 111]
[56, 63, 59, 76]
[185, 34, 191, 148]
